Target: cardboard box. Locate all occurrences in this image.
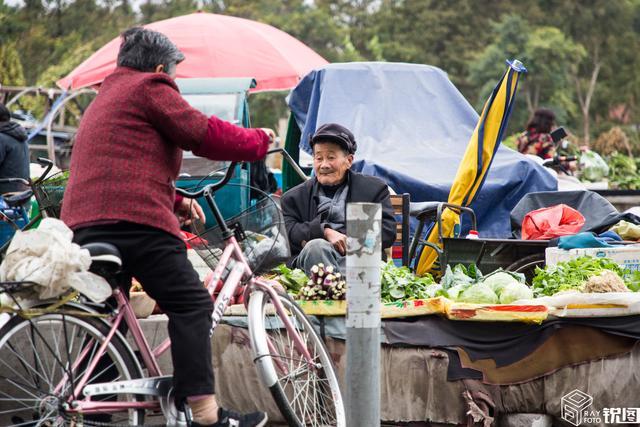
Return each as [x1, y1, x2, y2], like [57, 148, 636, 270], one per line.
[546, 245, 640, 271]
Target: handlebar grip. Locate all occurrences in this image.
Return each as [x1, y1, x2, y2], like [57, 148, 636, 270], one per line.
[36, 157, 53, 166]
[33, 157, 55, 184]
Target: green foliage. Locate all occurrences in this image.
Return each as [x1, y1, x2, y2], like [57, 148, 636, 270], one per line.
[607, 152, 640, 190]
[380, 261, 437, 303]
[532, 256, 626, 297]
[1, 0, 639, 144]
[0, 42, 25, 86]
[272, 263, 308, 294]
[469, 14, 585, 135]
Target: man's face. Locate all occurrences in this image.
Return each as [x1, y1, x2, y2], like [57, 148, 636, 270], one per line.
[313, 142, 353, 186]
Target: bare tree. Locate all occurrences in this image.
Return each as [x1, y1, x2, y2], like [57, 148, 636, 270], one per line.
[573, 46, 601, 146]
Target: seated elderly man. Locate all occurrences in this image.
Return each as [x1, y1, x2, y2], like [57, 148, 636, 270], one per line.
[281, 123, 396, 275]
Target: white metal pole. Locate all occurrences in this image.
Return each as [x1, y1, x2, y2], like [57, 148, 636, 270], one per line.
[346, 202, 382, 427]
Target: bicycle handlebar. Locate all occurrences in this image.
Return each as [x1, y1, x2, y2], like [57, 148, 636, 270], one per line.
[176, 147, 310, 199]
[541, 155, 578, 167]
[176, 161, 240, 199]
[267, 147, 309, 182]
[0, 157, 55, 187]
[34, 157, 55, 183]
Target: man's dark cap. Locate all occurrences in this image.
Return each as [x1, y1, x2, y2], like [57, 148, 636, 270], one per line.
[310, 123, 357, 154]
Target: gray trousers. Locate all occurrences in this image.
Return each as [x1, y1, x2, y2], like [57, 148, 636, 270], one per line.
[293, 238, 345, 275]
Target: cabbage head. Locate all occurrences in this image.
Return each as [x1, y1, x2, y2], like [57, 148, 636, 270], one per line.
[446, 284, 469, 301]
[458, 284, 499, 304]
[498, 282, 534, 304]
[482, 271, 522, 295]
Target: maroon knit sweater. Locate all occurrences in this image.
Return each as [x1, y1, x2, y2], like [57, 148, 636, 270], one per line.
[61, 67, 269, 237]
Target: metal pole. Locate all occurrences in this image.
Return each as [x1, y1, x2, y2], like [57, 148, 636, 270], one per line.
[346, 202, 382, 427]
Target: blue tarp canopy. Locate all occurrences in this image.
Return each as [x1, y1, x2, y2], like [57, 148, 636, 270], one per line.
[287, 62, 557, 238]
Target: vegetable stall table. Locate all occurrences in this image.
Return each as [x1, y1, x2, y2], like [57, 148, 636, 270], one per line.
[135, 302, 640, 427]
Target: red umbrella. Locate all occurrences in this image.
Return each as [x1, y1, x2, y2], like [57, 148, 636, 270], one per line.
[57, 12, 328, 92]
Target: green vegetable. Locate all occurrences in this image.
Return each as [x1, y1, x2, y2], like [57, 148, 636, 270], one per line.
[532, 256, 626, 297]
[607, 152, 640, 190]
[272, 264, 308, 294]
[625, 270, 640, 292]
[441, 264, 477, 289]
[482, 270, 524, 294]
[424, 283, 444, 298]
[381, 261, 437, 303]
[458, 283, 499, 304]
[498, 282, 534, 304]
[446, 283, 470, 300]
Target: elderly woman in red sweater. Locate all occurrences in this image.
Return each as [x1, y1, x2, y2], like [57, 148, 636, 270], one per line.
[61, 28, 270, 427]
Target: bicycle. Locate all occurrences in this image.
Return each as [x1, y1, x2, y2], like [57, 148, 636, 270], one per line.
[0, 157, 68, 256]
[0, 150, 344, 427]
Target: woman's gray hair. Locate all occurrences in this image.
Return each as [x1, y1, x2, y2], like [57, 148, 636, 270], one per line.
[117, 27, 185, 73]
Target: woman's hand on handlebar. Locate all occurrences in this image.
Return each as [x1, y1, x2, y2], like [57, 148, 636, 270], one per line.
[260, 128, 276, 144]
[176, 197, 206, 226]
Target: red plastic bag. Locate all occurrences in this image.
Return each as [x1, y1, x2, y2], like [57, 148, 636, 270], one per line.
[521, 204, 585, 240]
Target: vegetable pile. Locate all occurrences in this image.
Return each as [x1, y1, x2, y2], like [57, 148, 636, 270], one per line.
[272, 255, 639, 306]
[440, 264, 533, 304]
[298, 263, 346, 301]
[380, 261, 437, 303]
[607, 152, 640, 190]
[272, 264, 308, 294]
[532, 256, 635, 296]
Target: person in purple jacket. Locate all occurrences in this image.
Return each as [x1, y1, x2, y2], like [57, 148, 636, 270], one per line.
[61, 28, 271, 427]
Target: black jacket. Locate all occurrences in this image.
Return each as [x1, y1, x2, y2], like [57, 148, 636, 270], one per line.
[0, 121, 29, 194]
[281, 170, 396, 258]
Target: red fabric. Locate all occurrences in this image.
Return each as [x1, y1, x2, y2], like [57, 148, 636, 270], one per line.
[56, 12, 328, 92]
[61, 66, 269, 238]
[194, 117, 269, 161]
[174, 193, 184, 211]
[521, 204, 585, 240]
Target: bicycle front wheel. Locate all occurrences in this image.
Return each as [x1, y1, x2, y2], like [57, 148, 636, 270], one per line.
[0, 312, 145, 426]
[248, 291, 345, 427]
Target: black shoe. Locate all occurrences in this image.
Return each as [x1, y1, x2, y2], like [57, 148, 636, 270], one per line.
[191, 407, 268, 427]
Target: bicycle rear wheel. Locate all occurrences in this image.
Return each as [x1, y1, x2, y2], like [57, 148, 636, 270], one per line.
[248, 290, 345, 427]
[0, 312, 145, 426]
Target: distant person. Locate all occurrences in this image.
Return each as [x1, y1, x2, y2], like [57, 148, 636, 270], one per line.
[0, 103, 29, 194]
[517, 108, 557, 159]
[281, 123, 396, 275]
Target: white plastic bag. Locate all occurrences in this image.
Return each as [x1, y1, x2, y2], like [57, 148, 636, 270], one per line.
[0, 218, 112, 302]
[579, 150, 610, 182]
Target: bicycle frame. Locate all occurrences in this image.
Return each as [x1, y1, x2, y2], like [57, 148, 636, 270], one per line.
[53, 149, 316, 416]
[61, 213, 314, 416]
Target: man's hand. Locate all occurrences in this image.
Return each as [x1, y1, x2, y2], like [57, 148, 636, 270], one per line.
[324, 227, 347, 255]
[176, 198, 206, 226]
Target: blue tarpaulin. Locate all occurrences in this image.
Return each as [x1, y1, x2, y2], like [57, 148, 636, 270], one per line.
[287, 62, 557, 238]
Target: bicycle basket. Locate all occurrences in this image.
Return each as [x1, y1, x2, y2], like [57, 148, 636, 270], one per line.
[188, 195, 290, 275]
[32, 171, 69, 218]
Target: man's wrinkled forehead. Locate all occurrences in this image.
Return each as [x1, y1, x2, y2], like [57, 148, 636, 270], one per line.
[312, 141, 349, 155]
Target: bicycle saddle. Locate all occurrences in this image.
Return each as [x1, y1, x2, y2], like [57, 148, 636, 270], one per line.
[409, 201, 441, 220]
[83, 242, 122, 276]
[2, 190, 33, 207]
